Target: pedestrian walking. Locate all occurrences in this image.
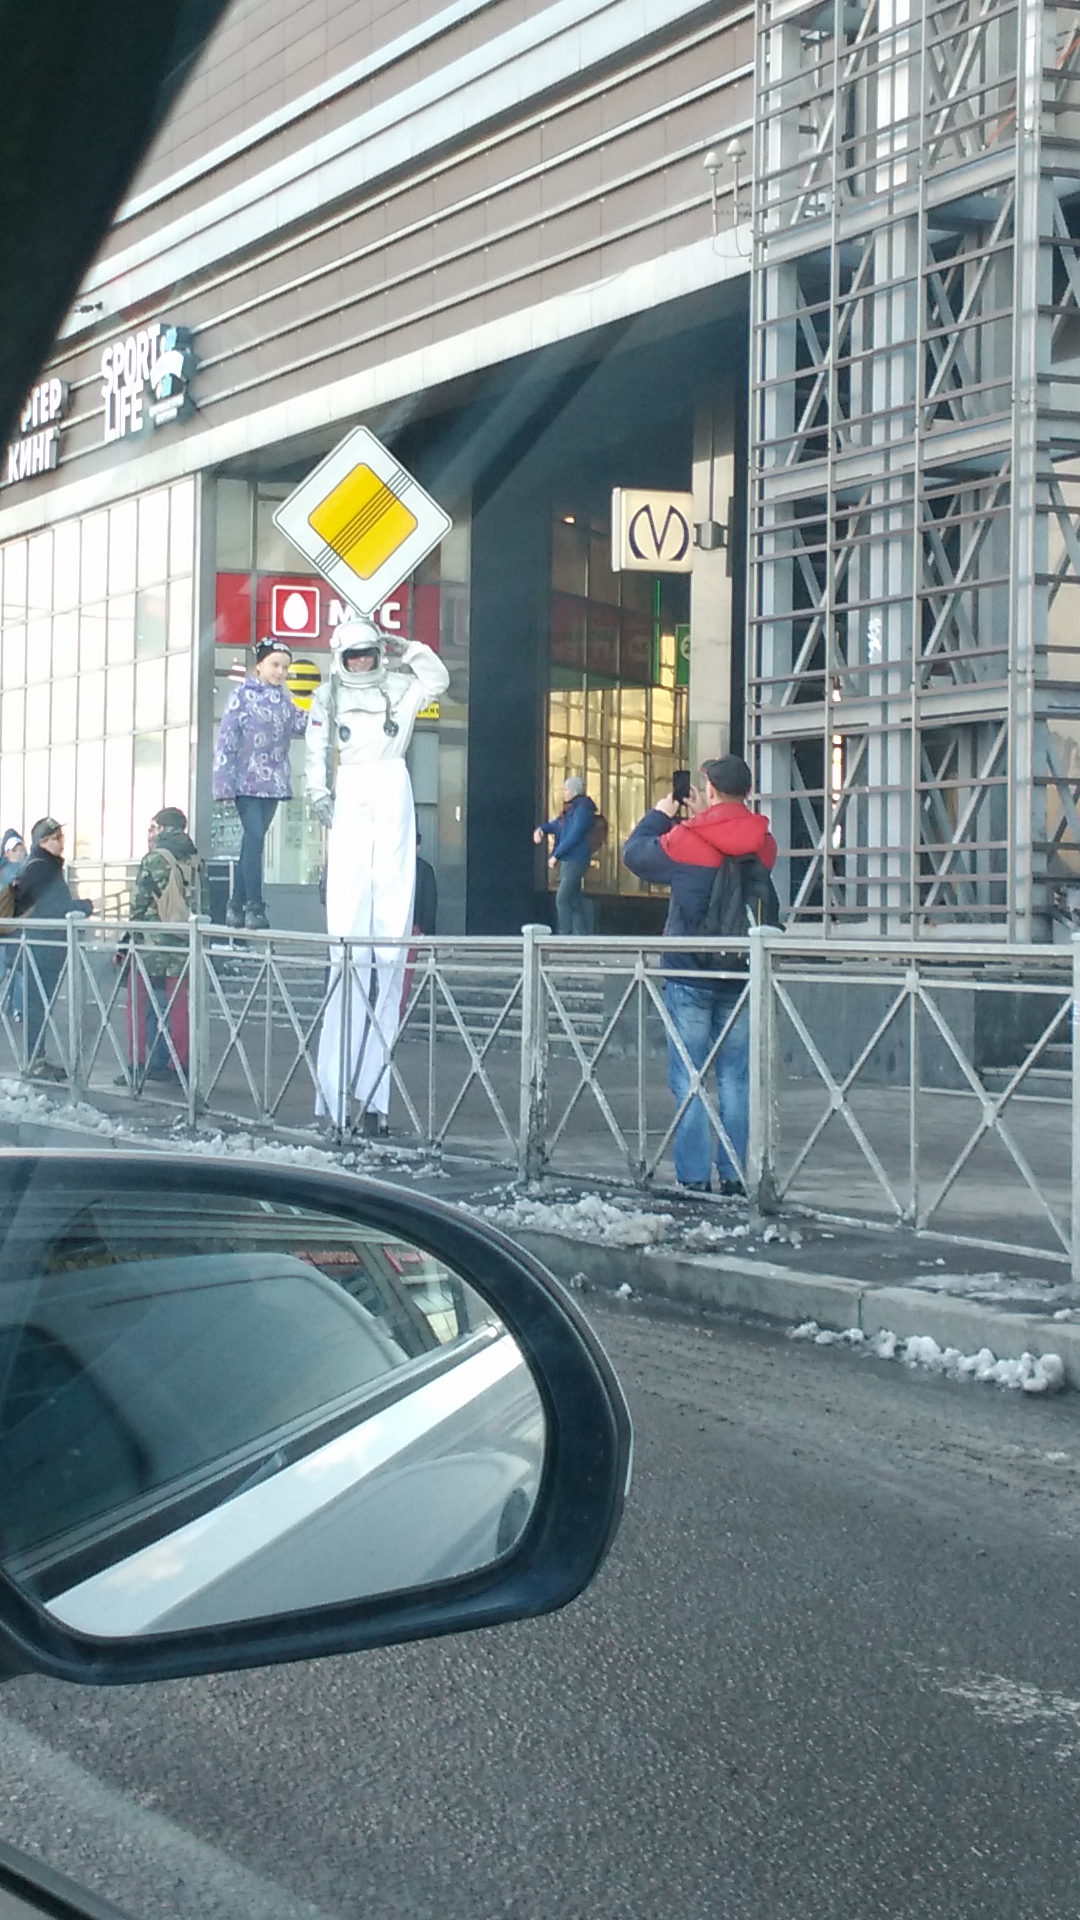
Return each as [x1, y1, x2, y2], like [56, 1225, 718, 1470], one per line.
[12, 819, 93, 1081]
[212, 638, 308, 930]
[123, 806, 209, 1082]
[0, 829, 27, 1022]
[534, 776, 600, 934]
[622, 755, 778, 1195]
[306, 616, 449, 1132]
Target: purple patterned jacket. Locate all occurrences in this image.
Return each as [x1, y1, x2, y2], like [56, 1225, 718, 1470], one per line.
[212, 677, 308, 801]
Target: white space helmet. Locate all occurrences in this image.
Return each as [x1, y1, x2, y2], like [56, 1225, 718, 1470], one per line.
[333, 615, 388, 688]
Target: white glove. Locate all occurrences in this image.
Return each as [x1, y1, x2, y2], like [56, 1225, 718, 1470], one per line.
[311, 793, 334, 829]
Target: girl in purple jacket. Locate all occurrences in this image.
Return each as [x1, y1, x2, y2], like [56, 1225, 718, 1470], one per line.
[212, 640, 308, 929]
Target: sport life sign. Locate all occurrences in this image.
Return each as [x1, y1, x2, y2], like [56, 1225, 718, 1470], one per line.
[273, 425, 452, 615]
[611, 488, 695, 573]
[101, 323, 195, 442]
[4, 379, 69, 486]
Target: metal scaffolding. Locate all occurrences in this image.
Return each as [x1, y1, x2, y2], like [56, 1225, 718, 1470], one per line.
[747, 0, 1080, 938]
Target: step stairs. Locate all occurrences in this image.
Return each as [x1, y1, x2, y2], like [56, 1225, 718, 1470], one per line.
[981, 1038, 1071, 1100]
[202, 951, 606, 1049]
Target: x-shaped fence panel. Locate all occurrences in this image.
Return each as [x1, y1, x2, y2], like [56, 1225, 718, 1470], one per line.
[763, 937, 1076, 1264]
[8, 919, 1080, 1277]
[528, 936, 752, 1190]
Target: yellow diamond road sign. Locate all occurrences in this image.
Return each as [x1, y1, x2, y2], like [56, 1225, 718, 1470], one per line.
[273, 426, 452, 615]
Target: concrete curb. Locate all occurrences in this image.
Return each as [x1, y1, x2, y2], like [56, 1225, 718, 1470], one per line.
[508, 1227, 1080, 1388]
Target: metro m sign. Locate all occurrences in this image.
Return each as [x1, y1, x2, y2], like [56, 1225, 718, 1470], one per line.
[612, 488, 695, 573]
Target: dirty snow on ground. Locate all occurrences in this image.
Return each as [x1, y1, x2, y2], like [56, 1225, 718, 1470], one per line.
[903, 1264, 1077, 1308]
[480, 1192, 677, 1248]
[0, 1076, 450, 1181]
[789, 1319, 1066, 1394]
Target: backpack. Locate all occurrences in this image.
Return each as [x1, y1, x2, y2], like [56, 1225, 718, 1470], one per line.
[585, 812, 608, 855]
[153, 848, 199, 923]
[699, 854, 781, 968]
[0, 883, 14, 924]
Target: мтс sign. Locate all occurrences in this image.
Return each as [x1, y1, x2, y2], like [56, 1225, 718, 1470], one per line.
[273, 426, 452, 616]
[611, 488, 695, 573]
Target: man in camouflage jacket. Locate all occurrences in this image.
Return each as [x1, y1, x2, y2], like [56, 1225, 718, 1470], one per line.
[122, 808, 209, 1083]
[130, 807, 210, 980]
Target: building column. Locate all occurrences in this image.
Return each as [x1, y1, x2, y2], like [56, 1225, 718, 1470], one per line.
[688, 392, 735, 772]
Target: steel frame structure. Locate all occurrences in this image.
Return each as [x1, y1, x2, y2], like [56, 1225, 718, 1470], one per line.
[747, 0, 1080, 937]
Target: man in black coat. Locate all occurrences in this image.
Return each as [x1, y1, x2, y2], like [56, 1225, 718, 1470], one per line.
[13, 818, 93, 1080]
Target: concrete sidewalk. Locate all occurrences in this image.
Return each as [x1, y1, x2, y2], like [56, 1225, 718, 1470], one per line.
[3, 1084, 1079, 1387]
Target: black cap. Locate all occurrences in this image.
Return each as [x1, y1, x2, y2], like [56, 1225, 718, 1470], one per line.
[702, 754, 752, 797]
[30, 816, 63, 846]
[255, 638, 292, 664]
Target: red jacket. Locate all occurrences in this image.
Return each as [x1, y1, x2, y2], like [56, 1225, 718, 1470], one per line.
[661, 802, 778, 871]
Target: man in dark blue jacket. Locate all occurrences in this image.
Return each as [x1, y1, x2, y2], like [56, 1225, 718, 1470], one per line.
[12, 819, 94, 1081]
[534, 776, 598, 934]
[623, 756, 777, 1195]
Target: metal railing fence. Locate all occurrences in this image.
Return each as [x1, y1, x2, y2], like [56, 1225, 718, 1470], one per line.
[1, 916, 1078, 1275]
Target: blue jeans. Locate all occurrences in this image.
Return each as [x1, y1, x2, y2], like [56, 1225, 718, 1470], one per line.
[664, 976, 749, 1186]
[555, 857, 591, 935]
[232, 796, 278, 910]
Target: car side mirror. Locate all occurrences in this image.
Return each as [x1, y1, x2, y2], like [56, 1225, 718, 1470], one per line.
[0, 1153, 630, 1684]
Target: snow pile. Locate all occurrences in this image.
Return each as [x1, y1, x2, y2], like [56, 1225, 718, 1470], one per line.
[789, 1320, 1066, 1393]
[480, 1192, 675, 1248]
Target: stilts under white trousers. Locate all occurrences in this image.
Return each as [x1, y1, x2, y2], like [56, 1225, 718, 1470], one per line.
[315, 759, 416, 1125]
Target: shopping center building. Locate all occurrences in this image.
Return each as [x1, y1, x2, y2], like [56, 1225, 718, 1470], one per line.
[0, 0, 754, 933]
[4, 1, 1079, 941]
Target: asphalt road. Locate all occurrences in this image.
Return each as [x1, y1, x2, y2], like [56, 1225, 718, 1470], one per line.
[3, 1303, 1080, 1920]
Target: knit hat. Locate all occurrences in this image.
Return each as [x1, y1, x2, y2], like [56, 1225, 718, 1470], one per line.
[30, 817, 63, 846]
[702, 755, 752, 797]
[153, 807, 188, 833]
[255, 638, 292, 665]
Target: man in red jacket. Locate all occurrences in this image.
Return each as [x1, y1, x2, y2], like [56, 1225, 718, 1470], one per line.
[623, 755, 778, 1195]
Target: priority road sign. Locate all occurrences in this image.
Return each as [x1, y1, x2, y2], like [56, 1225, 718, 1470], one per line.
[272, 426, 452, 615]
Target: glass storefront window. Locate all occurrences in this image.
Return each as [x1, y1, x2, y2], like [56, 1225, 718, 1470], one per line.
[545, 508, 688, 899]
[3, 542, 26, 620]
[27, 534, 52, 618]
[79, 671, 105, 739]
[0, 481, 196, 864]
[1, 689, 24, 754]
[108, 500, 137, 597]
[135, 588, 167, 657]
[135, 659, 166, 730]
[137, 491, 170, 587]
[80, 516, 108, 603]
[2, 624, 25, 688]
[51, 674, 78, 745]
[26, 618, 50, 684]
[53, 522, 80, 611]
[108, 596, 135, 663]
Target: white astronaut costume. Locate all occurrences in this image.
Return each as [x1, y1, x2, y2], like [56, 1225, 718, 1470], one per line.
[306, 617, 449, 1126]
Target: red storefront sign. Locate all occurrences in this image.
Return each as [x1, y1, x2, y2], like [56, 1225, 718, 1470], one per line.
[215, 572, 441, 652]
